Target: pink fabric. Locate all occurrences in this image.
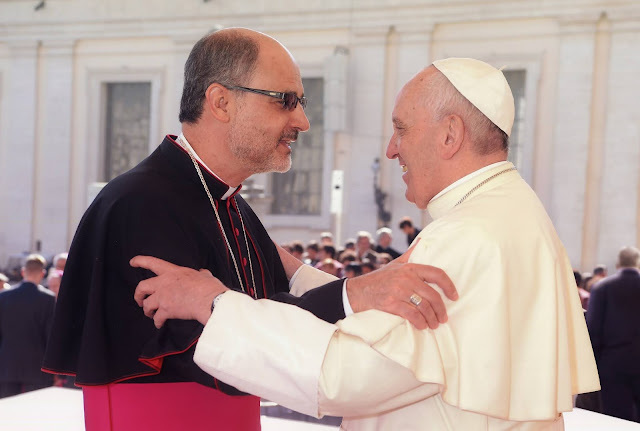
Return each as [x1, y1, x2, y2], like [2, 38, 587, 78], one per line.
[83, 382, 260, 431]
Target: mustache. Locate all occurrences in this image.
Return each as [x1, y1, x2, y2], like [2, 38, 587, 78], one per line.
[279, 130, 299, 142]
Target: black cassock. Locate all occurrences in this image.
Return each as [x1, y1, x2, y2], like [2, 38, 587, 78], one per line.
[43, 136, 344, 405]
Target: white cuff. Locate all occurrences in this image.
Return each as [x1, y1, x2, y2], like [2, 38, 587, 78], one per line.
[289, 264, 339, 297]
[288, 265, 305, 290]
[342, 279, 354, 316]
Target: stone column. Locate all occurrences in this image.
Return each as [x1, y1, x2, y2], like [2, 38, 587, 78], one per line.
[581, 13, 611, 270]
[595, 14, 640, 266]
[1, 40, 38, 261]
[33, 39, 75, 258]
[550, 17, 598, 268]
[342, 26, 390, 240]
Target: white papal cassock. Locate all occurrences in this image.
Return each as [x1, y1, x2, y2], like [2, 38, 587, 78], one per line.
[193, 162, 600, 430]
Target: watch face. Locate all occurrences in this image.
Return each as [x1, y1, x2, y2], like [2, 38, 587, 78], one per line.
[211, 292, 224, 311]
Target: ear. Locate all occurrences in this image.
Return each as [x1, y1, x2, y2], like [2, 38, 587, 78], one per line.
[204, 83, 232, 123]
[439, 114, 465, 160]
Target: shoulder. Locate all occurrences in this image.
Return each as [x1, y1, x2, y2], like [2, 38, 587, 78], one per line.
[588, 282, 609, 303]
[0, 283, 25, 301]
[37, 285, 56, 299]
[419, 215, 500, 251]
[97, 168, 170, 204]
[87, 168, 189, 223]
[593, 273, 635, 294]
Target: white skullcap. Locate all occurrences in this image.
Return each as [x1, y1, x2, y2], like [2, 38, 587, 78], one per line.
[432, 58, 515, 137]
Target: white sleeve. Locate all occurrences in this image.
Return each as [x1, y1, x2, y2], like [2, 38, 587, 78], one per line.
[193, 291, 337, 417]
[289, 264, 339, 296]
[194, 292, 440, 419]
[318, 328, 441, 417]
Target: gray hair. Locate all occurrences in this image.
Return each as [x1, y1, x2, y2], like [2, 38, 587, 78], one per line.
[376, 227, 392, 240]
[357, 231, 374, 242]
[422, 68, 509, 155]
[617, 246, 640, 268]
[53, 252, 68, 264]
[179, 29, 260, 124]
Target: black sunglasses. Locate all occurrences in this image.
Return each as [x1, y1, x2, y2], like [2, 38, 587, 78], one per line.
[225, 85, 307, 111]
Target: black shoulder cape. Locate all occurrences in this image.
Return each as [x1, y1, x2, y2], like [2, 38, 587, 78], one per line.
[43, 136, 344, 394]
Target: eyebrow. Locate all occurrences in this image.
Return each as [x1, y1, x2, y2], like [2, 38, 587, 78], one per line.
[392, 118, 407, 128]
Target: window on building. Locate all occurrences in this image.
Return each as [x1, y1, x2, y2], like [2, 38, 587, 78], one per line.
[503, 70, 526, 168]
[103, 82, 151, 181]
[269, 77, 324, 215]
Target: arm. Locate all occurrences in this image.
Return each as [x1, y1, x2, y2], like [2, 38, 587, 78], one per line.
[135, 233, 464, 416]
[193, 291, 440, 418]
[133, 242, 458, 330]
[274, 242, 303, 280]
[318, 329, 441, 417]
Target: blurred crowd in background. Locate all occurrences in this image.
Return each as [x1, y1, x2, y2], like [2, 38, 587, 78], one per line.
[1, 216, 639, 422]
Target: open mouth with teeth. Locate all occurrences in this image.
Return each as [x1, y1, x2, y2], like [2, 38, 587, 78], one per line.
[401, 165, 408, 172]
[278, 139, 294, 151]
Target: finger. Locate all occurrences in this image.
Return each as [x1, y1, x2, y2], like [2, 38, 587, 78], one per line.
[142, 295, 159, 319]
[130, 255, 181, 276]
[134, 278, 156, 306]
[391, 302, 428, 330]
[154, 309, 168, 329]
[413, 265, 458, 301]
[416, 300, 439, 329]
[394, 238, 422, 264]
[415, 283, 449, 324]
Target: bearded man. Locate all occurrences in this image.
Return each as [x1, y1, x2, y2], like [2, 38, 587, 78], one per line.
[134, 58, 599, 430]
[43, 28, 456, 431]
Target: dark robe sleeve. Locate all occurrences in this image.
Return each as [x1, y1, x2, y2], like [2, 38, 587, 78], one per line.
[270, 279, 346, 324]
[44, 185, 221, 390]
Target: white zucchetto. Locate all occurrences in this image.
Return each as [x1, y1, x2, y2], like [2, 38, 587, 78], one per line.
[433, 58, 515, 137]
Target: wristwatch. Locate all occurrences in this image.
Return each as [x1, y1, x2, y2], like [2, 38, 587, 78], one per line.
[210, 292, 226, 313]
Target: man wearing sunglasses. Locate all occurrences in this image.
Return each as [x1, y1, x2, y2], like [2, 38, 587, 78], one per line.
[42, 27, 457, 430]
[133, 57, 600, 429]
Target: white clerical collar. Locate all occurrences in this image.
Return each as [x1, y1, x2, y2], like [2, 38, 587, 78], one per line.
[430, 161, 510, 202]
[427, 161, 515, 220]
[176, 133, 237, 200]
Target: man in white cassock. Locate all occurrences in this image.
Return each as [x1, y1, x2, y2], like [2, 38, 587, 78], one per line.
[133, 58, 600, 430]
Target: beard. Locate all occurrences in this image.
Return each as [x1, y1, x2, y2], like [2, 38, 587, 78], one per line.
[228, 123, 297, 175]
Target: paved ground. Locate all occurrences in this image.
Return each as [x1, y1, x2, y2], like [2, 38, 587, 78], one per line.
[1, 387, 639, 430]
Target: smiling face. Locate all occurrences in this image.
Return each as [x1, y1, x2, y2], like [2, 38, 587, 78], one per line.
[228, 37, 310, 176]
[386, 67, 449, 209]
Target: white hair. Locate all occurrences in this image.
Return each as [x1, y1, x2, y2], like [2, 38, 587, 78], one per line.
[376, 227, 392, 240]
[356, 231, 373, 242]
[422, 67, 508, 154]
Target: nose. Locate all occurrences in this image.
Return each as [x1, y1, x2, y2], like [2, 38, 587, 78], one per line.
[386, 134, 399, 160]
[291, 104, 310, 132]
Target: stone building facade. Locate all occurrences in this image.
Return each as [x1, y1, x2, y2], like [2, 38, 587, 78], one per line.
[0, 0, 639, 272]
